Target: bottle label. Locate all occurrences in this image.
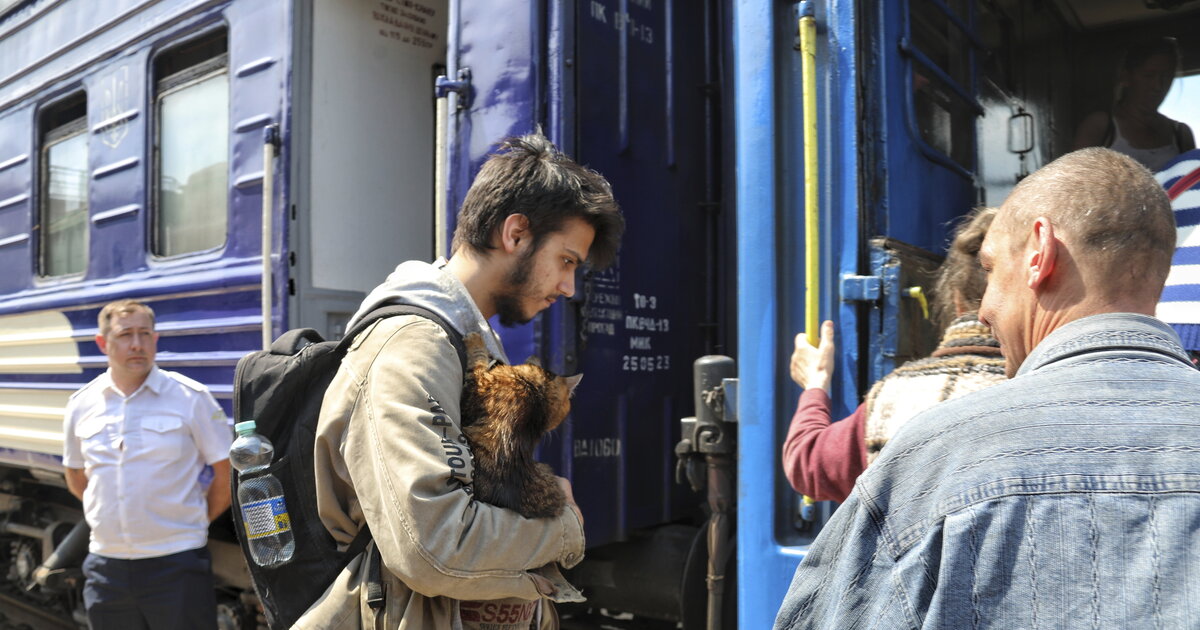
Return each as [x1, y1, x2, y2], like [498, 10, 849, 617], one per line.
[241, 496, 291, 539]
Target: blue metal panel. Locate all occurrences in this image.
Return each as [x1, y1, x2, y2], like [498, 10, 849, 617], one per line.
[0, 106, 32, 294]
[84, 50, 149, 281]
[225, 0, 291, 340]
[733, 1, 799, 627]
[569, 0, 712, 548]
[449, 0, 714, 550]
[735, 0, 862, 626]
[865, 0, 976, 252]
[447, 0, 542, 368]
[821, 0, 863, 439]
[0, 0, 230, 112]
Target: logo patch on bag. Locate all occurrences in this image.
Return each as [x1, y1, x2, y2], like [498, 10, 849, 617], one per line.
[460, 600, 538, 629]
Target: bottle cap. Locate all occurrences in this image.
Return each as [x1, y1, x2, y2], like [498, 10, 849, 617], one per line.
[235, 420, 257, 435]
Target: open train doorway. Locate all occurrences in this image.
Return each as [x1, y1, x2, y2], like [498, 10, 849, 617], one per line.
[290, 0, 449, 339]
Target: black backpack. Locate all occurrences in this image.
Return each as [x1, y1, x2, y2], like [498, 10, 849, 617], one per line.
[231, 304, 466, 629]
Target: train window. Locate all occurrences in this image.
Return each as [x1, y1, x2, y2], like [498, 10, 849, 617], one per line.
[38, 94, 89, 277]
[911, 0, 971, 88]
[152, 32, 229, 257]
[907, 0, 979, 170]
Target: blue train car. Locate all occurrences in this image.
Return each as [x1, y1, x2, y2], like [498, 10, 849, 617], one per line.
[0, 0, 446, 623]
[0, 0, 1196, 627]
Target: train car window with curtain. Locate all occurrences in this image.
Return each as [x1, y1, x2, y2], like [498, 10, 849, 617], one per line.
[152, 32, 229, 257]
[39, 93, 89, 277]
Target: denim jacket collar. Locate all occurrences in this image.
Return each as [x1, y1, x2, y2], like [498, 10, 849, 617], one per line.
[1016, 312, 1192, 377]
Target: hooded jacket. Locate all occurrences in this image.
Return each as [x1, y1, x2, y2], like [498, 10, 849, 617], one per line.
[297, 260, 585, 629]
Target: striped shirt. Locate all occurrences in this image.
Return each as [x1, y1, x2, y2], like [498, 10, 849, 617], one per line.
[1155, 149, 1200, 351]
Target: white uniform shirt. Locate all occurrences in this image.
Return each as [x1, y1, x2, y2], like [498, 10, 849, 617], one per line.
[63, 366, 233, 559]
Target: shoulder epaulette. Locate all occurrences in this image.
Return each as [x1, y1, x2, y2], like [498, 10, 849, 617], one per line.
[67, 375, 106, 401]
[161, 369, 210, 393]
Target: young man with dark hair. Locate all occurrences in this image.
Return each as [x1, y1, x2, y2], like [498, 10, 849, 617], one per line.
[301, 132, 623, 629]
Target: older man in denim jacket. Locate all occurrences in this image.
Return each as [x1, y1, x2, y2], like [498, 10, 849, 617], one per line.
[776, 147, 1200, 629]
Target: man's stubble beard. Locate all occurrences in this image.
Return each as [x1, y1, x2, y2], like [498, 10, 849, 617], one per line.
[493, 247, 538, 327]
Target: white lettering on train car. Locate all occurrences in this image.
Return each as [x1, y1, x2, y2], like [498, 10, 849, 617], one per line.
[574, 438, 623, 458]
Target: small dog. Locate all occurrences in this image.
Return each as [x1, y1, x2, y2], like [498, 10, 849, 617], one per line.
[460, 333, 582, 519]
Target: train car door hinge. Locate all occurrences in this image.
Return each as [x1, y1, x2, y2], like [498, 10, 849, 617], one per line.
[435, 68, 472, 109]
[840, 274, 881, 301]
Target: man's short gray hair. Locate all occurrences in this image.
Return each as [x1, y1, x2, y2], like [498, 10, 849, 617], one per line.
[1000, 148, 1175, 294]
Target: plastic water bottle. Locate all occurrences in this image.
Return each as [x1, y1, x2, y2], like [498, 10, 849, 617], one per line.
[230, 420, 294, 567]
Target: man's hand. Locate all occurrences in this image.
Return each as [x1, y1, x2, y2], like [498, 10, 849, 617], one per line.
[556, 476, 583, 528]
[790, 320, 836, 392]
[206, 460, 232, 522]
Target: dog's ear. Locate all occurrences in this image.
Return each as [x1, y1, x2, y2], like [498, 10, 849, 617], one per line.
[524, 355, 542, 368]
[563, 373, 583, 395]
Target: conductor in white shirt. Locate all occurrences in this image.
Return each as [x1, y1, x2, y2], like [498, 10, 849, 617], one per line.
[62, 299, 233, 630]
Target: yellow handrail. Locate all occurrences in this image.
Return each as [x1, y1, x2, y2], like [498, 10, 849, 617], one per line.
[799, 9, 819, 346]
[798, 4, 820, 522]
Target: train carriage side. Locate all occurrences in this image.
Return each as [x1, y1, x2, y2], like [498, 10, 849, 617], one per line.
[734, 1, 1200, 628]
[0, 0, 452, 625]
[0, 1, 297, 623]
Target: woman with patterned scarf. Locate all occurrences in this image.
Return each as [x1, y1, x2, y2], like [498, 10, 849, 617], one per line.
[782, 206, 1005, 503]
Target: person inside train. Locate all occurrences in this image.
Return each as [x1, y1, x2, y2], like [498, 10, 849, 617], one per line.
[301, 131, 624, 629]
[782, 206, 1006, 503]
[776, 147, 1200, 628]
[1154, 148, 1200, 364]
[63, 299, 234, 630]
[1072, 36, 1195, 171]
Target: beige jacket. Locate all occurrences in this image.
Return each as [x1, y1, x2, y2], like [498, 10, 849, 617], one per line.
[297, 313, 585, 629]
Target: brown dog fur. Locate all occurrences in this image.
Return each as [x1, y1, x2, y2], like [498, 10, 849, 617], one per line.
[460, 333, 581, 519]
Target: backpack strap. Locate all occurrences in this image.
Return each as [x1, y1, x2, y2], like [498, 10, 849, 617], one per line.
[345, 525, 373, 561]
[339, 304, 468, 374]
[365, 545, 386, 610]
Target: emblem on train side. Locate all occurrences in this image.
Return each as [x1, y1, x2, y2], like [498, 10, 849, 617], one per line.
[98, 66, 131, 149]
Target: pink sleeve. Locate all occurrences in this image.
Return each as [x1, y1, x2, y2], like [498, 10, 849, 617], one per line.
[780, 389, 868, 503]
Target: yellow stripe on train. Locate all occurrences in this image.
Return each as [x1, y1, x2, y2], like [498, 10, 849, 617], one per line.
[0, 311, 82, 374]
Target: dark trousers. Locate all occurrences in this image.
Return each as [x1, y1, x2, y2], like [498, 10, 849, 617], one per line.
[82, 547, 217, 630]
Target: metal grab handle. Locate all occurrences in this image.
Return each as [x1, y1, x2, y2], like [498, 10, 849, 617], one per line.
[799, 2, 819, 348]
[434, 70, 471, 261]
[261, 125, 279, 351]
[905, 286, 930, 320]
[798, 0, 820, 522]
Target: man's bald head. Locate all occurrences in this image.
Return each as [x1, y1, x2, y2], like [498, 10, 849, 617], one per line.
[996, 148, 1175, 300]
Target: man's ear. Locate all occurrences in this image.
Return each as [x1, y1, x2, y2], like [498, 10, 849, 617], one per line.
[95, 334, 108, 356]
[1027, 216, 1057, 291]
[499, 213, 532, 255]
